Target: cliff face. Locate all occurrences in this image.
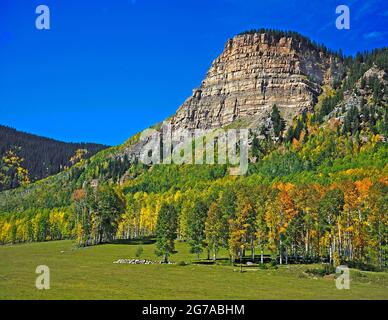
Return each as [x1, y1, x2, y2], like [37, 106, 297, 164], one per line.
[171, 32, 343, 130]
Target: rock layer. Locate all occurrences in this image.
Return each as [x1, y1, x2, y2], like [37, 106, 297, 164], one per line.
[171, 32, 342, 130]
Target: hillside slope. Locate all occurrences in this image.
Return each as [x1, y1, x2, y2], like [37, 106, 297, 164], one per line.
[0, 125, 108, 191]
[0, 30, 387, 268]
[0, 30, 386, 211]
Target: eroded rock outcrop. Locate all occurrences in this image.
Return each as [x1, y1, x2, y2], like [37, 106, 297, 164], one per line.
[171, 32, 343, 130]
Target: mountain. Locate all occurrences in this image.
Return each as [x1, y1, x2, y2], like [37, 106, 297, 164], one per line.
[0, 125, 108, 191]
[0, 30, 387, 268]
[1, 29, 386, 205]
[172, 30, 343, 131]
[102, 30, 348, 163]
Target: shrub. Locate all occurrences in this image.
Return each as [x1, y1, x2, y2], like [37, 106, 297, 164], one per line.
[305, 264, 335, 276]
[345, 261, 384, 272]
[135, 246, 143, 258]
[258, 263, 268, 270]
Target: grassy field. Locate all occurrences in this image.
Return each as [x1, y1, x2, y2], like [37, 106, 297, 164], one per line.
[0, 240, 387, 300]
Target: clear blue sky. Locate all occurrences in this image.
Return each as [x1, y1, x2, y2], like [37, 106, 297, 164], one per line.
[0, 0, 387, 145]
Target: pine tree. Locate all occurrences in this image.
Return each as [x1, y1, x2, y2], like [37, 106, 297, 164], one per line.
[187, 200, 208, 260]
[271, 105, 285, 139]
[155, 203, 177, 263]
[343, 105, 360, 135]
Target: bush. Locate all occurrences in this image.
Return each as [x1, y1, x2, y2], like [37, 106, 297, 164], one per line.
[258, 263, 268, 270]
[305, 264, 335, 276]
[177, 261, 187, 266]
[135, 246, 143, 258]
[345, 261, 384, 272]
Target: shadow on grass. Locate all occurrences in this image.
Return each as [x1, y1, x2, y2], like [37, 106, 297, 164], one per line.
[111, 238, 156, 245]
[192, 260, 216, 265]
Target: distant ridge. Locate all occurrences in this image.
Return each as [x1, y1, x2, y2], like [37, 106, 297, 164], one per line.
[0, 124, 108, 190]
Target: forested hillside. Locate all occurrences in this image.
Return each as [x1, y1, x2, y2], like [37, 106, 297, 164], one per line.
[0, 125, 108, 191]
[0, 33, 386, 270]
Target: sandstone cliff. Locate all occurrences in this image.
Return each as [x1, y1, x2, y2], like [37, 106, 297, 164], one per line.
[171, 32, 343, 131]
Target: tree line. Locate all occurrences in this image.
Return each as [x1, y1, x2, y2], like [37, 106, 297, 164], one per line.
[1, 177, 386, 269]
[0, 125, 108, 190]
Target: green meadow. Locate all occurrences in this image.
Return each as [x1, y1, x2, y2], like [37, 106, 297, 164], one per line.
[0, 240, 387, 300]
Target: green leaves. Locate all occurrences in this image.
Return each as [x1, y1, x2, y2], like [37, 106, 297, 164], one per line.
[155, 203, 178, 262]
[270, 104, 286, 139]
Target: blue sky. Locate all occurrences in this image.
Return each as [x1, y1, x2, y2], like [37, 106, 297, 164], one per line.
[0, 0, 387, 145]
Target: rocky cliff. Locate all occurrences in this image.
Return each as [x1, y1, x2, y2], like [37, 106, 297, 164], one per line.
[171, 32, 343, 130]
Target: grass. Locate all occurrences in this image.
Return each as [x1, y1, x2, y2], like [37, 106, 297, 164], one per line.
[0, 240, 387, 300]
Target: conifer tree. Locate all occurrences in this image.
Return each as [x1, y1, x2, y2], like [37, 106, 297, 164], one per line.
[271, 104, 285, 139]
[155, 203, 177, 263]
